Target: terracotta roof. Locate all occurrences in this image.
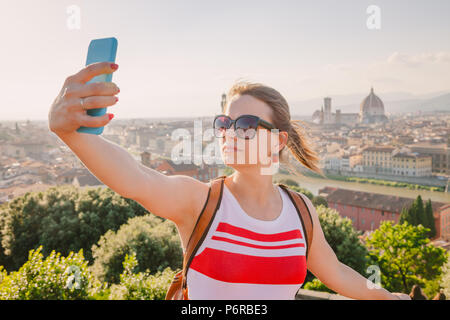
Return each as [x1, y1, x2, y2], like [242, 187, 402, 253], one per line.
[319, 187, 448, 213]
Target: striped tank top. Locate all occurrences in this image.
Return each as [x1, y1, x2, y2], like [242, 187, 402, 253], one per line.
[186, 183, 308, 300]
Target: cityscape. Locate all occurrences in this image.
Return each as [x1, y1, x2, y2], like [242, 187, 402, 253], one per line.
[1, 88, 449, 247]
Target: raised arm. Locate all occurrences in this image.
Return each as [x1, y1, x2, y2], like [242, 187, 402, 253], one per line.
[48, 62, 209, 226]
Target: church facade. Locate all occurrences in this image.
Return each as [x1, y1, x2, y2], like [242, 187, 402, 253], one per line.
[312, 87, 388, 126]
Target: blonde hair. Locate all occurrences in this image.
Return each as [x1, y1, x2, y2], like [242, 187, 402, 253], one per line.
[223, 79, 325, 178]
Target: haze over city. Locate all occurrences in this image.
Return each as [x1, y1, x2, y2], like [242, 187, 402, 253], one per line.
[1, 0, 450, 120]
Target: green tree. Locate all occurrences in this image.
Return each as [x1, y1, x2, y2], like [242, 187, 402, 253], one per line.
[0, 185, 149, 271]
[424, 199, 436, 239]
[312, 196, 328, 208]
[365, 221, 448, 294]
[90, 214, 182, 284]
[414, 195, 426, 227]
[399, 207, 411, 225]
[399, 196, 437, 239]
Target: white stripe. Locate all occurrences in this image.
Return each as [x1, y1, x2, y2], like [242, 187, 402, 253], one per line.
[187, 268, 302, 300]
[213, 231, 306, 247]
[197, 239, 307, 257]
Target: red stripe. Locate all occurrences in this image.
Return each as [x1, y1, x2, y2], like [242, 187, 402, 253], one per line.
[190, 248, 307, 284]
[216, 222, 302, 242]
[211, 236, 305, 249]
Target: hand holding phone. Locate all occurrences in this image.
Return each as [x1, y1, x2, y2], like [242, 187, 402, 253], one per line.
[77, 37, 118, 135]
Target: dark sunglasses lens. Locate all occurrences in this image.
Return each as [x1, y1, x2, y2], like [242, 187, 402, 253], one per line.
[214, 116, 231, 137]
[236, 116, 258, 139]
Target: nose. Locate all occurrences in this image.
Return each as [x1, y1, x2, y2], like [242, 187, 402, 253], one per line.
[221, 128, 237, 147]
[224, 127, 237, 138]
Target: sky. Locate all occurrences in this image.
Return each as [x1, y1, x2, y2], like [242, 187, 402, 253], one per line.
[1, 0, 450, 120]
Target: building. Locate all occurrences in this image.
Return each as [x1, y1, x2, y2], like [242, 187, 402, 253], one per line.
[312, 87, 388, 126]
[362, 146, 396, 174]
[439, 204, 450, 242]
[319, 186, 448, 239]
[392, 152, 432, 177]
[312, 97, 359, 126]
[362, 146, 433, 177]
[359, 87, 389, 124]
[407, 142, 450, 175]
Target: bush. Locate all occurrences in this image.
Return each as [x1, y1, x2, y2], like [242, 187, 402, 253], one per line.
[0, 246, 177, 300]
[441, 256, 450, 299]
[303, 278, 335, 294]
[108, 251, 177, 300]
[90, 214, 182, 284]
[288, 185, 314, 200]
[312, 196, 328, 208]
[278, 178, 299, 187]
[0, 186, 150, 272]
[0, 245, 93, 300]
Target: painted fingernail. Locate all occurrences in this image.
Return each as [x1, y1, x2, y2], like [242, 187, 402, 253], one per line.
[108, 113, 114, 120]
[117, 87, 120, 93]
[110, 63, 118, 70]
[115, 96, 119, 102]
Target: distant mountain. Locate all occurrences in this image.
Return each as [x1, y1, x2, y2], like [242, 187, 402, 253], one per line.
[291, 91, 450, 116]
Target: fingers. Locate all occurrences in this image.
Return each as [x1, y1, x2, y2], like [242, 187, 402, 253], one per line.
[80, 81, 120, 98]
[64, 95, 118, 112]
[66, 62, 118, 84]
[62, 81, 119, 100]
[78, 112, 114, 128]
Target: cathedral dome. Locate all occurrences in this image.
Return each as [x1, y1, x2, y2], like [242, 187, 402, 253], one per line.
[359, 87, 388, 124]
[360, 87, 384, 115]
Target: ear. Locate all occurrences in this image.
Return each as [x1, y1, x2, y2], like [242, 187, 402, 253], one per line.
[278, 130, 289, 153]
[269, 130, 288, 161]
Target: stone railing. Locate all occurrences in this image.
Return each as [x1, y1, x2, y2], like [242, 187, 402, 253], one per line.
[295, 288, 354, 300]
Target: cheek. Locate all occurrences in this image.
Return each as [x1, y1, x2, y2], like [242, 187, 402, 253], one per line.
[245, 134, 272, 162]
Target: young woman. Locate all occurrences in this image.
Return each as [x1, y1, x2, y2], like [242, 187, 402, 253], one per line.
[48, 62, 410, 300]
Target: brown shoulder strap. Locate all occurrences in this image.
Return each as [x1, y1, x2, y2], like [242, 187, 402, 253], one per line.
[277, 184, 314, 262]
[181, 175, 226, 291]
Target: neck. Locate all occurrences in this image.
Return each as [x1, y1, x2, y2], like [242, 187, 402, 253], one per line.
[225, 168, 277, 205]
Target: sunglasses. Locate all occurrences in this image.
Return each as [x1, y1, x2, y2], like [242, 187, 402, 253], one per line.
[213, 114, 276, 139]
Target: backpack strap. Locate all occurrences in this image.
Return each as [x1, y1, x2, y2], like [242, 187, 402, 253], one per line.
[181, 175, 226, 297]
[277, 183, 314, 263]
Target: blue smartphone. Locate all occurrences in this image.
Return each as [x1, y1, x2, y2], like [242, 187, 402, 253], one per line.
[77, 37, 118, 135]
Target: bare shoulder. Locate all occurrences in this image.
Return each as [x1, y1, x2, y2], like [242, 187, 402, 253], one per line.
[131, 169, 210, 227]
[178, 175, 211, 220]
[296, 192, 321, 234]
[165, 175, 211, 253]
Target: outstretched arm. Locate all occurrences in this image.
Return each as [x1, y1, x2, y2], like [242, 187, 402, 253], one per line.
[300, 194, 410, 300]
